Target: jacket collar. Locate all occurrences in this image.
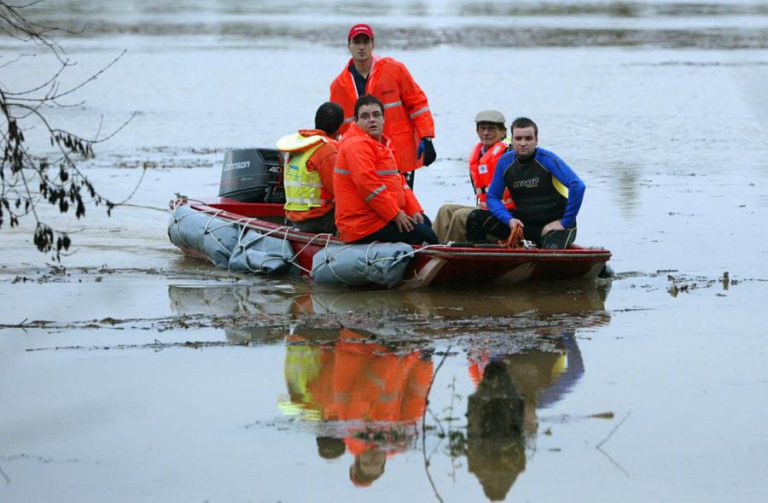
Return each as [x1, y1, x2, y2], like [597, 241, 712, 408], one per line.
[298, 129, 336, 143]
[345, 122, 391, 147]
[344, 54, 381, 79]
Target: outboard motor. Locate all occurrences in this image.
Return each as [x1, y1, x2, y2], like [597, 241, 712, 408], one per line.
[218, 148, 285, 203]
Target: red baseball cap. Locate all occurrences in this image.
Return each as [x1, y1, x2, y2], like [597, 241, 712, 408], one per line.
[348, 23, 374, 41]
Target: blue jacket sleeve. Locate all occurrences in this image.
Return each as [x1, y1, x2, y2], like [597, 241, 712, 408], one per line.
[486, 152, 515, 226]
[538, 149, 585, 229]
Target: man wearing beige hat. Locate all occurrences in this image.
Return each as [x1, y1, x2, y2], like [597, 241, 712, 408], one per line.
[432, 110, 513, 242]
[330, 23, 436, 189]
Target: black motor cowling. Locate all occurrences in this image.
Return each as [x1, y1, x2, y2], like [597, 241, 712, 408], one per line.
[218, 148, 285, 203]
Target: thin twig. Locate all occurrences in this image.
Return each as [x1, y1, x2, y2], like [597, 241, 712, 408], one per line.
[596, 411, 630, 449]
[0, 52, 26, 69]
[596, 412, 631, 478]
[111, 162, 148, 206]
[421, 345, 451, 503]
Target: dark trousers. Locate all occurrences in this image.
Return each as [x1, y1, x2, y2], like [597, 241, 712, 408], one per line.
[287, 210, 336, 234]
[404, 170, 415, 189]
[353, 215, 439, 245]
[466, 209, 576, 249]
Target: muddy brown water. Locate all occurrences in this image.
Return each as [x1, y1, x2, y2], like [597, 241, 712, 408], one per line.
[2, 1, 768, 501]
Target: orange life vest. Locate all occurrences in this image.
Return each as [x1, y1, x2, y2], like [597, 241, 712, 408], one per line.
[468, 141, 515, 210]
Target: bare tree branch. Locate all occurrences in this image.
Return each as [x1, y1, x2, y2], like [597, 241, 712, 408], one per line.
[1, 1, 135, 261]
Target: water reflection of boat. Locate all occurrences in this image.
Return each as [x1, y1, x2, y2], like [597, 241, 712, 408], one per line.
[275, 324, 600, 497]
[168, 283, 300, 317]
[168, 281, 610, 346]
[168, 197, 611, 288]
[255, 282, 610, 497]
[168, 281, 611, 320]
[278, 328, 433, 487]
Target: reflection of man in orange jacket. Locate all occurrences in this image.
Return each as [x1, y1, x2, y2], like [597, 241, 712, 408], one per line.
[330, 23, 436, 188]
[327, 329, 432, 422]
[282, 328, 433, 486]
[284, 328, 433, 423]
[333, 95, 438, 244]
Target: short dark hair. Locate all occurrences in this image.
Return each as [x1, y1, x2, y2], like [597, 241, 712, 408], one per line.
[511, 117, 538, 138]
[315, 101, 344, 137]
[354, 94, 384, 119]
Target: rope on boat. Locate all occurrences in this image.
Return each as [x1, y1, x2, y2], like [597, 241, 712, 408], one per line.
[230, 217, 296, 273]
[170, 202, 449, 281]
[311, 241, 444, 285]
[317, 241, 361, 285]
[221, 214, 335, 275]
[391, 243, 444, 259]
[171, 205, 234, 259]
[287, 232, 335, 275]
[201, 209, 237, 259]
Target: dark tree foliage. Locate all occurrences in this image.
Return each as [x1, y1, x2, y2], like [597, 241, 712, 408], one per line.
[1, 1, 129, 261]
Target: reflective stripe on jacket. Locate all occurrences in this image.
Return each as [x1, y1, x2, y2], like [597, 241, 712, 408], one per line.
[333, 123, 423, 242]
[468, 141, 515, 210]
[330, 55, 435, 173]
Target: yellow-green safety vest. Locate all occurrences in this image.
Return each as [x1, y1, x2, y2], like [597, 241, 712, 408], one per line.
[277, 133, 327, 212]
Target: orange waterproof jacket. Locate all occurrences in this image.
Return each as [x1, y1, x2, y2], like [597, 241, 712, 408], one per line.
[323, 329, 432, 423]
[283, 329, 433, 424]
[330, 56, 435, 173]
[468, 141, 515, 210]
[333, 123, 424, 242]
[283, 129, 338, 223]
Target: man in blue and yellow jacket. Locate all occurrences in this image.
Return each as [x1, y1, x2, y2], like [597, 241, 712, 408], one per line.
[467, 117, 586, 249]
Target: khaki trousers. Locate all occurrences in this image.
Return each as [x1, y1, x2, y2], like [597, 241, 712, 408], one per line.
[432, 203, 476, 243]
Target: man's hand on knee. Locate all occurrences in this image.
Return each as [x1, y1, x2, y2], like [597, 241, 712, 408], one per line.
[541, 219, 565, 236]
[393, 210, 414, 232]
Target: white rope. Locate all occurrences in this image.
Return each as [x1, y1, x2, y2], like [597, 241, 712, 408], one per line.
[323, 242, 358, 285]
[310, 240, 440, 285]
[230, 218, 296, 273]
[200, 209, 236, 258]
[170, 205, 231, 254]
[289, 232, 335, 274]
[171, 201, 449, 282]
[356, 242, 444, 265]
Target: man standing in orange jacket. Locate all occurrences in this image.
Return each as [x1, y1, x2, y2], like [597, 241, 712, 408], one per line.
[330, 23, 436, 189]
[334, 95, 438, 244]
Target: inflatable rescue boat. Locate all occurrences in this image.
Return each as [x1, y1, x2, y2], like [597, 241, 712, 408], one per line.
[167, 149, 611, 289]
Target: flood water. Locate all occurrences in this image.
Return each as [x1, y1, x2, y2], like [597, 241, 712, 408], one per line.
[1, 1, 768, 501]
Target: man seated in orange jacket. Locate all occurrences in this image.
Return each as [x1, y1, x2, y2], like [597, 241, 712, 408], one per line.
[333, 95, 439, 245]
[277, 102, 344, 234]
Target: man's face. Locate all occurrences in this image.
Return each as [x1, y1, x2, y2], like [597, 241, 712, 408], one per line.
[356, 103, 384, 139]
[511, 126, 538, 159]
[348, 35, 375, 63]
[476, 122, 506, 149]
